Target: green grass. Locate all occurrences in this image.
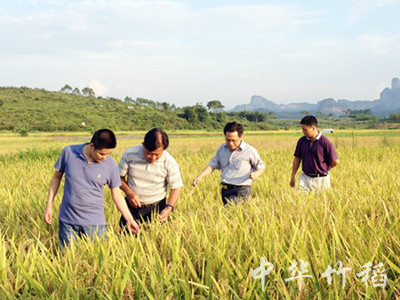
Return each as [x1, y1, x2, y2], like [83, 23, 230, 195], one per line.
[0, 130, 399, 299]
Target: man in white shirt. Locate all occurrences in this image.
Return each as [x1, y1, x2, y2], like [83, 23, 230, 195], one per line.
[118, 128, 183, 228]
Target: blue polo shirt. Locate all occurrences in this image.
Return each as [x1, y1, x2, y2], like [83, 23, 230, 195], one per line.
[294, 133, 338, 175]
[55, 143, 121, 226]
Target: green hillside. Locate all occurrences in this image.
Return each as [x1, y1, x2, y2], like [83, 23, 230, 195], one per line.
[0, 87, 189, 132]
[0, 86, 279, 132]
[3, 86, 391, 133]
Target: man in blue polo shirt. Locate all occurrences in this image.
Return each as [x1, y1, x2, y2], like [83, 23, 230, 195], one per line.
[44, 129, 140, 248]
[290, 115, 339, 192]
[193, 122, 265, 205]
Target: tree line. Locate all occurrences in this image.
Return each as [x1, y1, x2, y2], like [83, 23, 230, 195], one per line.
[0, 86, 278, 133]
[60, 84, 95, 97]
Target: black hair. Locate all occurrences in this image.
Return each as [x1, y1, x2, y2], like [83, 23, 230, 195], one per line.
[300, 115, 318, 127]
[90, 129, 117, 149]
[143, 128, 169, 151]
[224, 122, 244, 136]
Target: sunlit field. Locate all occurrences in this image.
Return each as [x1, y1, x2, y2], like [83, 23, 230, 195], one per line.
[0, 129, 399, 300]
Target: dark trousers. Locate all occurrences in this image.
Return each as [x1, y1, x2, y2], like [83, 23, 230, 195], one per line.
[221, 185, 251, 205]
[120, 197, 166, 230]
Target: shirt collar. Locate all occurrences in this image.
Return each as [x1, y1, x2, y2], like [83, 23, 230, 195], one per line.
[238, 140, 248, 150]
[78, 142, 108, 164]
[305, 132, 322, 141]
[223, 140, 248, 151]
[78, 143, 89, 162]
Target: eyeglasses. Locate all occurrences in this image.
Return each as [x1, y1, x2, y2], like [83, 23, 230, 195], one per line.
[225, 138, 241, 144]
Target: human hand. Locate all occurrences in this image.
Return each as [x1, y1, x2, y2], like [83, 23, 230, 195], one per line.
[290, 178, 296, 188]
[249, 172, 259, 180]
[126, 219, 140, 234]
[159, 206, 173, 222]
[127, 191, 143, 208]
[44, 206, 53, 225]
[192, 176, 202, 187]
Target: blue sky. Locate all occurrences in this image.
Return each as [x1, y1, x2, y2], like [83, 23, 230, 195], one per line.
[1, 0, 399, 108]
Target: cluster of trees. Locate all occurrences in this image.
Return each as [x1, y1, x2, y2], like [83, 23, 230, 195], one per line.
[124, 97, 176, 111]
[389, 113, 400, 122]
[231, 111, 276, 122]
[300, 110, 334, 119]
[60, 84, 95, 97]
[180, 101, 275, 129]
[343, 109, 372, 118]
[342, 109, 378, 122]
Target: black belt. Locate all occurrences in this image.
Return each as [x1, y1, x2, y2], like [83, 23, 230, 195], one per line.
[126, 197, 165, 209]
[138, 200, 162, 208]
[305, 173, 328, 178]
[221, 183, 245, 190]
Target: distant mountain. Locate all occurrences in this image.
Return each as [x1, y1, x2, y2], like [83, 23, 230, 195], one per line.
[232, 95, 282, 112]
[231, 77, 400, 118]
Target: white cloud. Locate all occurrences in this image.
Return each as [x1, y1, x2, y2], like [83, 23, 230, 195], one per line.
[209, 4, 324, 31]
[0, 1, 325, 55]
[351, 0, 400, 7]
[348, 0, 400, 22]
[1, 1, 400, 106]
[89, 79, 107, 96]
[357, 33, 400, 55]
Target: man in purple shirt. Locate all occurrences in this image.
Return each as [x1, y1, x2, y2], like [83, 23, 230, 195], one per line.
[44, 129, 140, 248]
[290, 115, 339, 192]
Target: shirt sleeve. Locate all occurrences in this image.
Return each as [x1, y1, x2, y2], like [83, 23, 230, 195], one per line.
[325, 139, 338, 162]
[108, 160, 122, 189]
[294, 138, 302, 158]
[251, 148, 265, 170]
[118, 151, 129, 177]
[166, 157, 183, 190]
[54, 147, 67, 172]
[208, 146, 222, 169]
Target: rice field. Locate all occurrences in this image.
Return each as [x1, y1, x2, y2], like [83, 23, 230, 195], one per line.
[0, 129, 399, 300]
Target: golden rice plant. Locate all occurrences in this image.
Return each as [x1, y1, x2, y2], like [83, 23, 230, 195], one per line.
[0, 130, 399, 299]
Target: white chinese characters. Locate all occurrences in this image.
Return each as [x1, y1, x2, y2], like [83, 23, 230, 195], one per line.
[322, 261, 351, 288]
[284, 260, 312, 290]
[251, 258, 389, 292]
[251, 257, 274, 292]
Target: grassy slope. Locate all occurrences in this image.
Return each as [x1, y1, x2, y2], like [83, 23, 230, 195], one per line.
[0, 87, 186, 131]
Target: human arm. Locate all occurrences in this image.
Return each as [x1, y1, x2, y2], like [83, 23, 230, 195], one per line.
[330, 159, 339, 168]
[250, 168, 265, 180]
[120, 176, 143, 208]
[249, 146, 265, 181]
[192, 165, 215, 187]
[44, 171, 64, 225]
[326, 139, 339, 170]
[290, 157, 301, 188]
[110, 187, 140, 234]
[159, 187, 181, 222]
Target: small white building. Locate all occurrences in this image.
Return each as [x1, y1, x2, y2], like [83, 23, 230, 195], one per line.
[321, 129, 334, 134]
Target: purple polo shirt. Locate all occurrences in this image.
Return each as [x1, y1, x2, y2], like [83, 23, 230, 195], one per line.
[55, 143, 121, 226]
[294, 133, 338, 175]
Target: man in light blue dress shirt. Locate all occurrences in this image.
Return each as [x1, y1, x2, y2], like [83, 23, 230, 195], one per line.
[193, 122, 265, 205]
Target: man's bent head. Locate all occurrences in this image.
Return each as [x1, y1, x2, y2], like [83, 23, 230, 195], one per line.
[88, 129, 116, 162]
[224, 122, 243, 152]
[91, 129, 117, 150]
[300, 116, 318, 139]
[142, 128, 169, 163]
